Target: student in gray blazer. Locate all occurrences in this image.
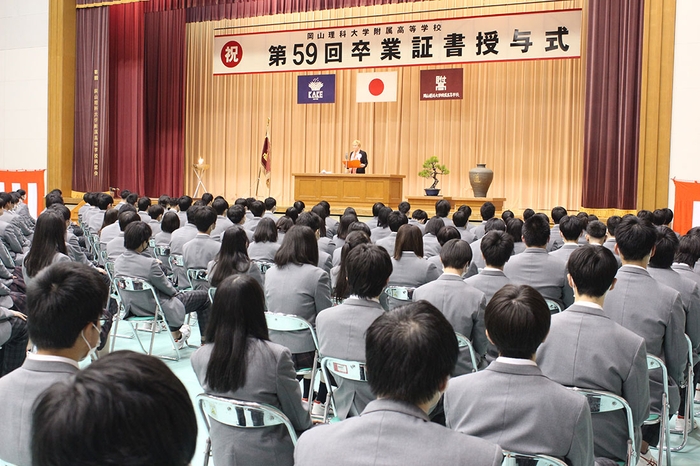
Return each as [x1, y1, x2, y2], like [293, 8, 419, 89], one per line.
[472, 202, 496, 240]
[208, 225, 264, 289]
[209, 197, 232, 241]
[295, 301, 503, 466]
[248, 217, 281, 263]
[537, 245, 650, 462]
[192, 275, 311, 466]
[0, 262, 107, 466]
[414, 239, 488, 373]
[549, 215, 583, 263]
[453, 209, 477, 243]
[465, 230, 514, 304]
[176, 196, 192, 227]
[422, 216, 444, 259]
[445, 285, 594, 466]
[317, 243, 391, 419]
[105, 210, 141, 262]
[672, 234, 700, 287]
[375, 211, 407, 257]
[170, 207, 200, 288]
[182, 206, 221, 271]
[370, 206, 393, 244]
[504, 213, 574, 309]
[470, 218, 506, 270]
[603, 216, 686, 455]
[21, 211, 72, 286]
[547, 206, 568, 252]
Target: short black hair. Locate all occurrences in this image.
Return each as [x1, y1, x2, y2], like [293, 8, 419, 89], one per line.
[637, 209, 653, 222]
[452, 210, 468, 228]
[387, 211, 408, 232]
[371, 202, 385, 217]
[481, 231, 514, 267]
[365, 301, 458, 405]
[147, 204, 164, 220]
[284, 207, 299, 222]
[227, 205, 246, 224]
[615, 216, 658, 261]
[346, 244, 393, 298]
[649, 226, 678, 269]
[193, 206, 217, 233]
[32, 351, 197, 466]
[522, 213, 550, 247]
[586, 220, 607, 239]
[559, 215, 583, 241]
[412, 209, 428, 223]
[663, 208, 674, 225]
[436, 226, 461, 246]
[523, 208, 535, 220]
[505, 218, 523, 243]
[376, 207, 392, 229]
[398, 201, 410, 214]
[45, 192, 64, 208]
[264, 197, 276, 211]
[568, 245, 618, 298]
[212, 197, 229, 215]
[311, 204, 329, 220]
[676, 234, 700, 267]
[484, 217, 506, 233]
[458, 205, 472, 218]
[27, 262, 108, 350]
[96, 193, 114, 210]
[201, 193, 213, 205]
[435, 199, 451, 218]
[297, 211, 325, 237]
[424, 216, 445, 236]
[125, 193, 139, 206]
[501, 210, 514, 221]
[607, 215, 622, 236]
[124, 221, 152, 250]
[480, 202, 496, 221]
[178, 195, 193, 212]
[652, 209, 666, 226]
[137, 196, 151, 212]
[160, 211, 180, 234]
[158, 195, 171, 208]
[485, 284, 550, 359]
[551, 206, 568, 224]
[250, 200, 265, 218]
[118, 210, 140, 232]
[293, 200, 306, 213]
[440, 238, 472, 269]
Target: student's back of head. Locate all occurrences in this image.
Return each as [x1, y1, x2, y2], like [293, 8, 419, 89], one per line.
[485, 285, 550, 359]
[484, 217, 506, 233]
[398, 201, 410, 215]
[606, 215, 622, 237]
[118, 210, 140, 232]
[435, 199, 451, 218]
[436, 226, 460, 246]
[264, 197, 277, 212]
[505, 218, 523, 244]
[365, 301, 458, 405]
[178, 195, 193, 212]
[137, 197, 151, 212]
[412, 209, 428, 224]
[615, 216, 657, 261]
[649, 226, 678, 269]
[452, 210, 468, 228]
[212, 197, 229, 216]
[522, 213, 550, 247]
[558, 215, 583, 241]
[346, 244, 392, 298]
[227, 204, 246, 224]
[96, 193, 113, 211]
[586, 220, 607, 242]
[522, 208, 535, 220]
[481, 230, 514, 268]
[147, 204, 164, 220]
[387, 211, 408, 233]
[125, 193, 139, 206]
[124, 221, 152, 251]
[551, 206, 568, 224]
[160, 211, 180, 234]
[250, 200, 265, 218]
[567, 245, 618, 298]
[676, 234, 700, 267]
[424, 216, 445, 236]
[32, 351, 197, 466]
[193, 206, 217, 233]
[371, 202, 385, 218]
[480, 202, 496, 221]
[440, 238, 472, 270]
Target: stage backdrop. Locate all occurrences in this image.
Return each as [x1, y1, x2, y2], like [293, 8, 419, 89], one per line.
[185, 0, 586, 211]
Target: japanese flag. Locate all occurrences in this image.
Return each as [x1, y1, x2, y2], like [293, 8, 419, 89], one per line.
[356, 72, 397, 103]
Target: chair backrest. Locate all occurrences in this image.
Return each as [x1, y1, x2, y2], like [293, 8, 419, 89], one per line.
[197, 394, 298, 444]
[113, 276, 164, 315]
[322, 357, 368, 383]
[169, 253, 185, 268]
[455, 332, 479, 372]
[208, 287, 216, 303]
[569, 388, 636, 466]
[253, 260, 274, 275]
[187, 268, 209, 289]
[264, 312, 320, 352]
[148, 238, 156, 248]
[501, 451, 567, 466]
[154, 246, 170, 257]
[383, 285, 414, 301]
[545, 299, 562, 313]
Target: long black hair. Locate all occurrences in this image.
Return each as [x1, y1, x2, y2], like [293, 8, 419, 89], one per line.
[209, 225, 251, 287]
[24, 211, 68, 278]
[204, 275, 269, 392]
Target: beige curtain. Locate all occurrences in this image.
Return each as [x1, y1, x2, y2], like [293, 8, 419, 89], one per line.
[185, 0, 586, 211]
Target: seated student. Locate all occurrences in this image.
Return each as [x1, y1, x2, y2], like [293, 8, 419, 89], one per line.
[114, 221, 210, 346]
[0, 300, 27, 377]
[100, 204, 134, 246]
[248, 217, 281, 263]
[364, 202, 384, 230]
[32, 351, 196, 466]
[501, 209, 514, 222]
[585, 220, 607, 246]
[154, 210, 180, 248]
[576, 212, 591, 245]
[317, 244, 392, 419]
[330, 213, 358, 257]
[192, 275, 311, 466]
[385, 224, 440, 310]
[376, 211, 408, 257]
[22, 211, 71, 286]
[422, 216, 445, 259]
[210, 196, 232, 241]
[208, 225, 264, 289]
[0, 262, 107, 465]
[537, 245, 649, 463]
[548, 206, 568, 251]
[263, 196, 278, 222]
[276, 216, 294, 243]
[409, 208, 428, 233]
[292, 200, 306, 215]
[48, 203, 91, 266]
[330, 231, 372, 295]
[413, 239, 488, 374]
[672, 234, 700, 287]
[86, 192, 113, 234]
[453, 209, 476, 243]
[146, 204, 164, 237]
[504, 213, 573, 310]
[182, 206, 221, 274]
[137, 196, 151, 222]
[78, 191, 94, 221]
[295, 301, 503, 466]
[470, 218, 506, 271]
[427, 226, 462, 274]
[157, 194, 171, 210]
[312, 203, 336, 240]
[106, 210, 141, 261]
[226, 204, 253, 242]
[370, 206, 393, 244]
[435, 199, 454, 227]
[549, 215, 583, 263]
[170, 206, 200, 288]
[0, 196, 28, 263]
[505, 218, 525, 255]
[466, 230, 514, 304]
[296, 212, 333, 272]
[604, 215, 622, 255]
[114, 189, 130, 210]
[176, 195, 193, 227]
[603, 216, 686, 461]
[244, 200, 265, 233]
[444, 285, 594, 466]
[472, 201, 496, 240]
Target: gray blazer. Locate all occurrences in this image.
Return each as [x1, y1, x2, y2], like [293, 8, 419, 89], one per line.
[99, 221, 120, 246]
[210, 215, 233, 241]
[183, 234, 221, 270]
[294, 399, 503, 466]
[0, 358, 79, 466]
[549, 243, 580, 264]
[318, 237, 335, 256]
[603, 238, 618, 256]
[154, 231, 171, 248]
[472, 221, 487, 240]
[370, 226, 391, 243]
[265, 263, 332, 353]
[413, 274, 488, 373]
[457, 226, 477, 243]
[647, 266, 700, 351]
[672, 263, 700, 288]
[207, 259, 264, 289]
[537, 303, 650, 462]
[106, 233, 127, 261]
[547, 224, 565, 251]
[147, 218, 162, 237]
[422, 233, 441, 259]
[445, 361, 595, 466]
[169, 223, 198, 287]
[22, 252, 70, 286]
[470, 238, 485, 270]
[244, 216, 262, 232]
[177, 210, 188, 227]
[385, 252, 440, 310]
[248, 241, 280, 263]
[465, 268, 512, 304]
[503, 247, 573, 309]
[191, 340, 312, 466]
[375, 232, 397, 257]
[318, 249, 332, 274]
[316, 298, 384, 419]
[0, 306, 15, 347]
[114, 249, 186, 327]
[603, 265, 686, 415]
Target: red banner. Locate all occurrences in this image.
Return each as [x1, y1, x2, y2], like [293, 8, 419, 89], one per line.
[0, 170, 45, 218]
[673, 179, 700, 234]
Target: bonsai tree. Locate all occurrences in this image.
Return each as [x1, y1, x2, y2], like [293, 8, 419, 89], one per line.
[418, 156, 450, 189]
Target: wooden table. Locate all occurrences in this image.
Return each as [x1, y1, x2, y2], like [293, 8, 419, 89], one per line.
[406, 196, 506, 220]
[293, 173, 405, 209]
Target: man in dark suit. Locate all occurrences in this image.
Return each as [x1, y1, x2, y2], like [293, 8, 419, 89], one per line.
[296, 301, 503, 466]
[348, 139, 368, 174]
[0, 262, 108, 466]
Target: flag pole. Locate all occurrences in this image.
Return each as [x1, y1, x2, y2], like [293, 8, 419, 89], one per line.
[255, 118, 271, 198]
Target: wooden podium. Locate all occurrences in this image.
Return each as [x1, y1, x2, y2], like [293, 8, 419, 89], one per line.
[293, 173, 404, 209]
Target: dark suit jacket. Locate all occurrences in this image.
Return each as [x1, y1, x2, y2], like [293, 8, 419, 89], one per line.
[354, 150, 368, 174]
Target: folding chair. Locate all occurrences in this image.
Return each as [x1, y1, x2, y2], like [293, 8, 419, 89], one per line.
[383, 285, 414, 310]
[455, 332, 479, 373]
[644, 355, 671, 466]
[670, 334, 695, 451]
[320, 356, 368, 423]
[265, 312, 320, 412]
[153, 246, 172, 279]
[111, 276, 181, 361]
[168, 254, 191, 291]
[501, 451, 567, 466]
[545, 298, 563, 313]
[186, 268, 209, 291]
[208, 286, 216, 304]
[569, 388, 637, 466]
[197, 394, 298, 466]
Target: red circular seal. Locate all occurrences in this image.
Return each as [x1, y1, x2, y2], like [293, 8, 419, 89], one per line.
[221, 41, 243, 68]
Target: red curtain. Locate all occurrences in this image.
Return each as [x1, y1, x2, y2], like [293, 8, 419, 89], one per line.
[108, 2, 146, 194]
[144, 9, 187, 198]
[581, 0, 644, 209]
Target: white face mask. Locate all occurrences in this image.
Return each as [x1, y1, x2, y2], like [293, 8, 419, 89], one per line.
[81, 323, 100, 360]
